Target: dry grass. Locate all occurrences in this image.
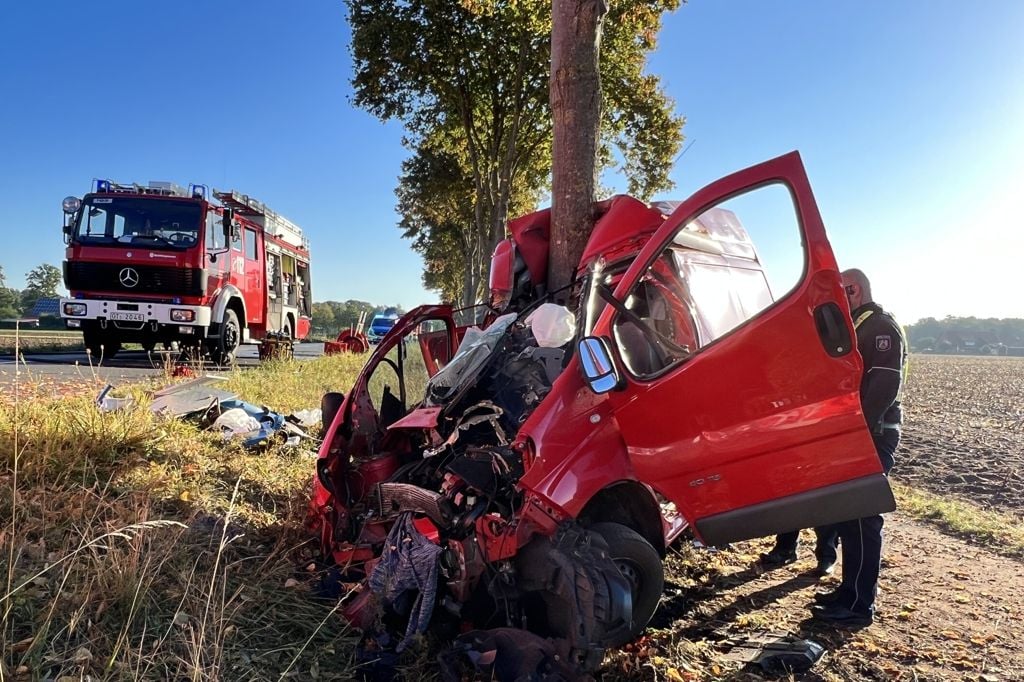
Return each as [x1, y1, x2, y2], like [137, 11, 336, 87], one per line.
[892, 482, 1024, 559]
[5, 346, 1023, 680]
[1, 353, 367, 680]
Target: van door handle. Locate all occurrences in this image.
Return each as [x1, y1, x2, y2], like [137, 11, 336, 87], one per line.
[813, 302, 853, 357]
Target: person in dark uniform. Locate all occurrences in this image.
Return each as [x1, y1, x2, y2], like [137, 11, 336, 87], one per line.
[811, 268, 907, 626]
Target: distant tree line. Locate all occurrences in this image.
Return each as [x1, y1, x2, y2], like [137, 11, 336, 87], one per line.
[906, 316, 1024, 355]
[0, 263, 63, 319]
[311, 300, 404, 339]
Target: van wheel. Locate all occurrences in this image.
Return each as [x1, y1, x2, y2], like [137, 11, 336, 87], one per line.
[590, 522, 664, 647]
[210, 309, 241, 366]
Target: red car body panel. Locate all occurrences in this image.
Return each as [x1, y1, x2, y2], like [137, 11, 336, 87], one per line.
[513, 152, 881, 542]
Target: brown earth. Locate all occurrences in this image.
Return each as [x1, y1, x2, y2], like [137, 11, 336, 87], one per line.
[602, 515, 1023, 681]
[898, 355, 1024, 520]
[600, 354, 1024, 681]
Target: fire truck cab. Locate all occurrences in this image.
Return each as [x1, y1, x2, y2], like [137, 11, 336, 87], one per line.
[59, 180, 312, 363]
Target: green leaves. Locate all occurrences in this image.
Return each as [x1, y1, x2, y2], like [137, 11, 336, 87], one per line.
[347, 0, 685, 304]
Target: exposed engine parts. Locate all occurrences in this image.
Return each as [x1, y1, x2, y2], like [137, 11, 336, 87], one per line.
[312, 310, 639, 675]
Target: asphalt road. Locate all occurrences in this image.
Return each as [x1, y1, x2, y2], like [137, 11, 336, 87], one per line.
[0, 342, 327, 385]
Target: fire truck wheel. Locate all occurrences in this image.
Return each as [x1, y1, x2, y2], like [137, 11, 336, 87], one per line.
[210, 309, 241, 366]
[590, 522, 664, 647]
[83, 329, 120, 361]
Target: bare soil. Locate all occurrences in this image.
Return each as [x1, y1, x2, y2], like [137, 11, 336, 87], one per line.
[603, 515, 1023, 681]
[898, 355, 1024, 519]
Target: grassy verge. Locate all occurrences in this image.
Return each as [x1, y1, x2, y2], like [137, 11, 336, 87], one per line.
[894, 482, 1024, 559]
[1, 354, 367, 680]
[0, 336, 84, 355]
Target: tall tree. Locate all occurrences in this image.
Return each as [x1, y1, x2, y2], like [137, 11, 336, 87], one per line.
[397, 133, 544, 306]
[0, 265, 19, 318]
[347, 0, 683, 305]
[20, 263, 62, 312]
[549, 0, 608, 298]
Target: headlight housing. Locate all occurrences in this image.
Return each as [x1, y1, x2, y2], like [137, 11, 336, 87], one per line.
[171, 309, 195, 322]
[63, 302, 87, 316]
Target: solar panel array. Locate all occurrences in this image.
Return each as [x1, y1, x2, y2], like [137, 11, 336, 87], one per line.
[29, 297, 61, 317]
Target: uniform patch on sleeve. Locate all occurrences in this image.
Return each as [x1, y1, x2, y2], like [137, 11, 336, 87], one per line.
[876, 335, 892, 351]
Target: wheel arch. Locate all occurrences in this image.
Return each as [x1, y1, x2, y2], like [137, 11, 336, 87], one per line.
[210, 286, 247, 334]
[578, 481, 667, 557]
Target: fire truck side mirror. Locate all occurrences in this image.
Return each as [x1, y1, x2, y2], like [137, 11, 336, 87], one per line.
[222, 208, 235, 240]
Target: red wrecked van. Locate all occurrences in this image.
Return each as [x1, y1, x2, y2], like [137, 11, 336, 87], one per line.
[308, 152, 894, 672]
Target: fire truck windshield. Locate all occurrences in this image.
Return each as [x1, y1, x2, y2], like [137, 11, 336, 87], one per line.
[74, 197, 202, 249]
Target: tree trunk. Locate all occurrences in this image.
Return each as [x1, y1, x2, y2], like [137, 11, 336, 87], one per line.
[548, 0, 607, 303]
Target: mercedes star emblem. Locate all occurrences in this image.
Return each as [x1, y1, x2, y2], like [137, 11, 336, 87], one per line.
[119, 267, 140, 288]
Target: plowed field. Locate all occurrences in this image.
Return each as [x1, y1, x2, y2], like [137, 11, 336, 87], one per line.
[898, 354, 1024, 518]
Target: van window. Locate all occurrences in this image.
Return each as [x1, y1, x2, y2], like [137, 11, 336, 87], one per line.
[612, 183, 800, 379]
[612, 260, 699, 378]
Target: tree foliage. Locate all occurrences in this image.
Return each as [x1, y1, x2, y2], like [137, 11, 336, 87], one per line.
[311, 300, 404, 338]
[20, 263, 62, 312]
[347, 0, 684, 305]
[0, 287, 19, 319]
[906, 316, 1024, 353]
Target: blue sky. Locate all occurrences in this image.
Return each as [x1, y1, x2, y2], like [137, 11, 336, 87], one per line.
[0, 1, 1021, 323]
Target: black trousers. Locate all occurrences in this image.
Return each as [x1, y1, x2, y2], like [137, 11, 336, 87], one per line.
[774, 525, 839, 563]
[834, 428, 900, 614]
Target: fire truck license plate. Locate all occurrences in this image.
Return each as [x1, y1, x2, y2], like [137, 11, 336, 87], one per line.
[110, 312, 145, 322]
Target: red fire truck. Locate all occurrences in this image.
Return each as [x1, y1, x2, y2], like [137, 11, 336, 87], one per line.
[59, 180, 312, 363]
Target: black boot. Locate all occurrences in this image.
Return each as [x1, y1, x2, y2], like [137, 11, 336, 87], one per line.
[760, 547, 797, 567]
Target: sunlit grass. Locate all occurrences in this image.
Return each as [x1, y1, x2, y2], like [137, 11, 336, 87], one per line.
[1, 353, 366, 679]
[894, 482, 1024, 558]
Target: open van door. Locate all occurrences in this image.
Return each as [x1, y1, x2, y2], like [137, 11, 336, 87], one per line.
[585, 151, 894, 546]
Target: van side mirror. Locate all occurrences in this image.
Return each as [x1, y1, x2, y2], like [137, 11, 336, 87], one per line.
[578, 337, 622, 394]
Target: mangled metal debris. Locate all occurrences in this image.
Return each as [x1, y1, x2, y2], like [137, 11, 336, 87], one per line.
[95, 384, 133, 412]
[720, 632, 826, 675]
[149, 374, 236, 418]
[139, 375, 317, 449]
[438, 628, 584, 681]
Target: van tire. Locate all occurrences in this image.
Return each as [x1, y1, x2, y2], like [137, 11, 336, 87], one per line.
[590, 522, 664, 647]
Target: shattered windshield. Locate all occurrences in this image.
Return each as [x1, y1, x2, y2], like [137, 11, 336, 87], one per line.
[424, 313, 517, 406]
[74, 197, 202, 249]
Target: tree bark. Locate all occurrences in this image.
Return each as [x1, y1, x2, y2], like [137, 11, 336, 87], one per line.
[548, 0, 607, 302]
